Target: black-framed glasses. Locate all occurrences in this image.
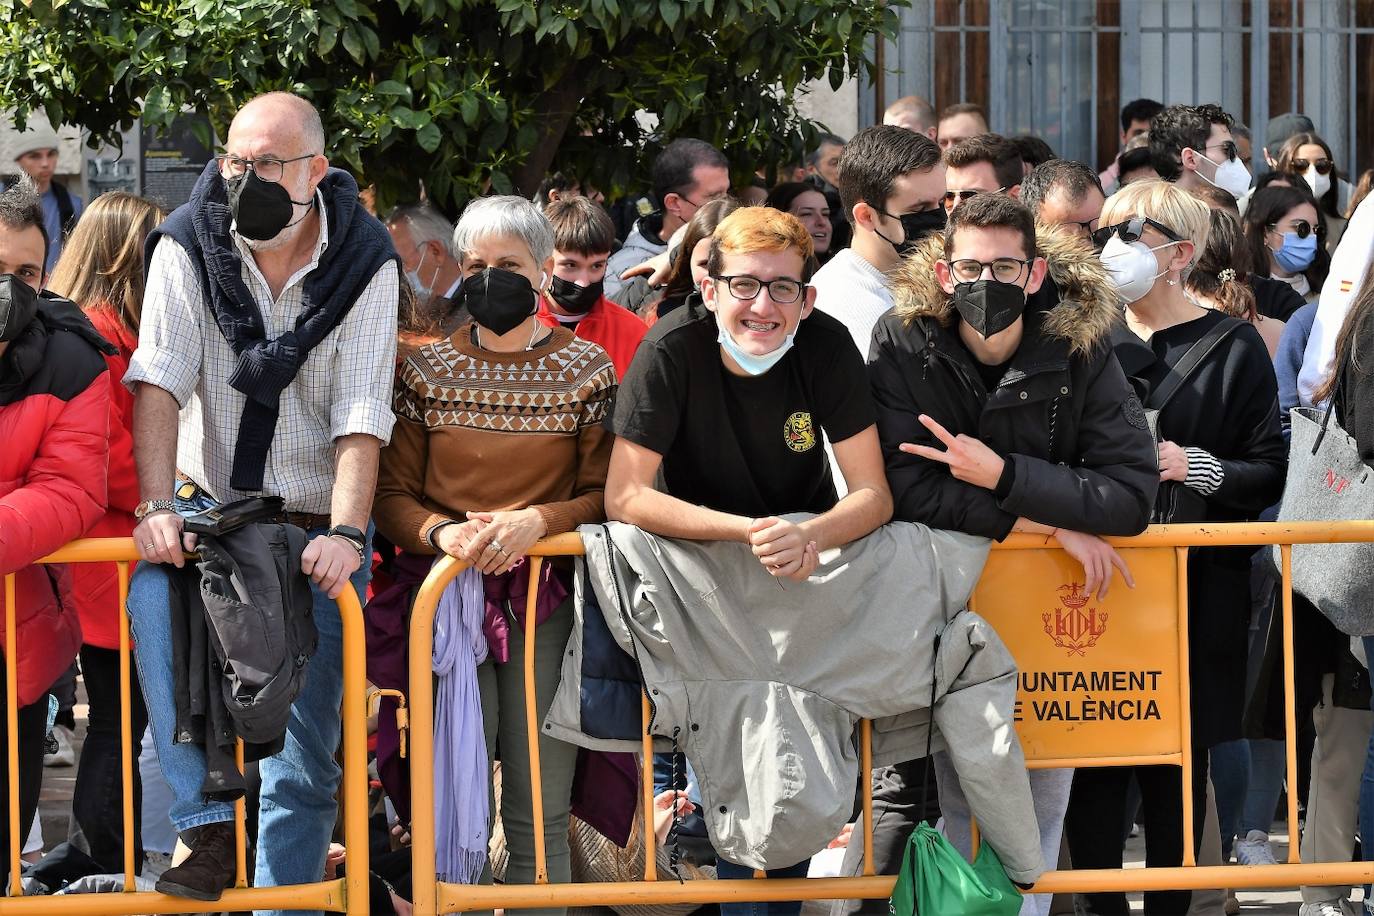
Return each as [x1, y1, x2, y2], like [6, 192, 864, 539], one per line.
[1203, 140, 1239, 161]
[1067, 217, 1100, 237]
[215, 153, 316, 184]
[713, 274, 805, 304]
[946, 257, 1033, 284]
[941, 188, 1005, 211]
[1091, 216, 1185, 250]
[1269, 219, 1324, 240]
[1290, 157, 1333, 176]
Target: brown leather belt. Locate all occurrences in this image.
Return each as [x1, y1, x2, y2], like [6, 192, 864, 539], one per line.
[265, 511, 332, 531]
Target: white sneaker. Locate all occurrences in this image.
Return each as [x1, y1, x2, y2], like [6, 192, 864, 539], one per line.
[1233, 828, 1278, 866]
[1298, 902, 1354, 916]
[43, 723, 75, 768]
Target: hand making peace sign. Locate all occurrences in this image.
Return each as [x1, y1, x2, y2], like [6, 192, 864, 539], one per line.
[899, 414, 1007, 490]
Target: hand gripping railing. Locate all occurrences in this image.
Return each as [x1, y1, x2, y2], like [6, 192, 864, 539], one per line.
[401, 521, 1374, 914]
[0, 537, 371, 914]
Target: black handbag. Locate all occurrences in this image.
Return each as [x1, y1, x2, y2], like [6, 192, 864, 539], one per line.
[1144, 317, 1243, 523]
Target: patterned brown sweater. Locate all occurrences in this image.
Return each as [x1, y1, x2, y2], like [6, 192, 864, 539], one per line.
[374, 324, 618, 554]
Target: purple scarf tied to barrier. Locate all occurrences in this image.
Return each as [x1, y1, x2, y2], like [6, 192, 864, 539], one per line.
[432, 565, 489, 884]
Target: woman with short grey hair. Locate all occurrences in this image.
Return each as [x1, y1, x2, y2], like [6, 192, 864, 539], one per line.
[374, 194, 617, 908]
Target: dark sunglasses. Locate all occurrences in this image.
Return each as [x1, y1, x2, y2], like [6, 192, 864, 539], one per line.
[1269, 219, 1324, 240]
[1090, 217, 1184, 250]
[1203, 140, 1239, 161]
[1290, 158, 1333, 176]
[941, 188, 1004, 211]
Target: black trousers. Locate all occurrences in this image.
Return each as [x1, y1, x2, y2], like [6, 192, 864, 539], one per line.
[69, 645, 149, 873]
[0, 669, 49, 889]
[830, 758, 941, 916]
[1064, 751, 1209, 916]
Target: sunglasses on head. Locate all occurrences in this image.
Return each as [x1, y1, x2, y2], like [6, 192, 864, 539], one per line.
[1290, 158, 1333, 176]
[1269, 219, 1324, 240]
[1090, 217, 1184, 250]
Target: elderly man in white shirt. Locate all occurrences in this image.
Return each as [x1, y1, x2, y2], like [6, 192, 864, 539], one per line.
[124, 91, 398, 909]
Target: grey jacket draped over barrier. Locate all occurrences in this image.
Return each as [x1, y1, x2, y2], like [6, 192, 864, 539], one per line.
[544, 521, 1043, 884]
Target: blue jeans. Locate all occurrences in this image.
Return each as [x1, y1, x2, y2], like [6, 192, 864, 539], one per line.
[128, 490, 370, 916]
[715, 858, 810, 916]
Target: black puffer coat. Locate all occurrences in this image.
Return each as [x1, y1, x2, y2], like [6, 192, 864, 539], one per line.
[868, 223, 1158, 541]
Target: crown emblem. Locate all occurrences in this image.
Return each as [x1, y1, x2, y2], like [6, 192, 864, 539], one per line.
[1043, 583, 1108, 656]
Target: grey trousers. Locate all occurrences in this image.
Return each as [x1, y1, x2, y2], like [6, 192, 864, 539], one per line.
[480, 595, 577, 916]
[1301, 674, 1373, 905]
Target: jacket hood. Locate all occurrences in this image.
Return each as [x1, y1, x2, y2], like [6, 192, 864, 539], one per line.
[889, 221, 1121, 356]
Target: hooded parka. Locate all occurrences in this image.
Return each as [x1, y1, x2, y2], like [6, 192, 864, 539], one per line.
[868, 223, 1159, 540]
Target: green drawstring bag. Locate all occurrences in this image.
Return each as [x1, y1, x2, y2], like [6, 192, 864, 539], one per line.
[887, 823, 1023, 916]
[887, 630, 1025, 916]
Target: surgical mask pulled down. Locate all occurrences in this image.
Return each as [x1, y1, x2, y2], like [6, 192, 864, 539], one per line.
[1100, 236, 1181, 304]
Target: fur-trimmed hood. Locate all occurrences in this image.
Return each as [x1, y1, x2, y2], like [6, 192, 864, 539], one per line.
[889, 220, 1121, 356]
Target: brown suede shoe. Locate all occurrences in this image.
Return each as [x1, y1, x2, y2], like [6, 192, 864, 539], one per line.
[155, 821, 238, 901]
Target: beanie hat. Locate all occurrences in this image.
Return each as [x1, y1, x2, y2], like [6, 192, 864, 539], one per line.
[12, 120, 60, 161]
[1266, 113, 1315, 152]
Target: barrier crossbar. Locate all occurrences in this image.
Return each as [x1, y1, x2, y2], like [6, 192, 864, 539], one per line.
[0, 538, 371, 914]
[407, 521, 1374, 915]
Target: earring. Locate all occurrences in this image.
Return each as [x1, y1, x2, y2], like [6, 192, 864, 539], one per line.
[1166, 274, 1179, 287]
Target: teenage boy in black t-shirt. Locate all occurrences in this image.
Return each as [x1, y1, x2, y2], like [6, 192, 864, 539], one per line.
[604, 205, 892, 913]
[606, 205, 892, 582]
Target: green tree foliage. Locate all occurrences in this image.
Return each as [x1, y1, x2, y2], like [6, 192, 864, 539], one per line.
[0, 0, 899, 211]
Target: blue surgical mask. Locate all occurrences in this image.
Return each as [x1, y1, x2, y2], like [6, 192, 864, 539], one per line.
[405, 247, 435, 302]
[713, 310, 796, 376]
[1273, 231, 1318, 273]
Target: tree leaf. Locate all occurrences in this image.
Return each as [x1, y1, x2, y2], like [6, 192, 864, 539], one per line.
[416, 121, 441, 153]
[341, 26, 364, 64]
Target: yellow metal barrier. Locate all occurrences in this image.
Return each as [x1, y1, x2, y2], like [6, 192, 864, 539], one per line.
[406, 521, 1374, 914]
[0, 537, 371, 914]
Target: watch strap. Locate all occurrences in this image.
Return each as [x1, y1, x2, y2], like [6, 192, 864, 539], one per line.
[135, 499, 176, 520]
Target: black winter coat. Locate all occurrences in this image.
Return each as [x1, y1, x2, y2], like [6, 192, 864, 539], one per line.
[1111, 308, 1286, 747]
[871, 223, 1158, 542]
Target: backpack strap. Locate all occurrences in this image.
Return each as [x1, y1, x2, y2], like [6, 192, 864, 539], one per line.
[1145, 315, 1244, 417]
[50, 180, 76, 241]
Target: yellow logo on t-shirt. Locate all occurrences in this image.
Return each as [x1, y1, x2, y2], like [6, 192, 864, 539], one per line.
[783, 411, 817, 453]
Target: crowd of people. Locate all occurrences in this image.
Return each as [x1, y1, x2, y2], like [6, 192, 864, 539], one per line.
[2, 85, 1374, 916]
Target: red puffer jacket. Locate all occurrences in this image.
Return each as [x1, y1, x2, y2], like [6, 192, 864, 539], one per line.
[538, 293, 647, 379]
[72, 308, 141, 650]
[0, 296, 113, 706]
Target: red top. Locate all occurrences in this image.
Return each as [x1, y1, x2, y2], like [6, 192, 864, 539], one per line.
[72, 307, 141, 650]
[537, 293, 647, 379]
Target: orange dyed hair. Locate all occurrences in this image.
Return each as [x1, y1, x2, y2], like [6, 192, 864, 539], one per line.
[707, 205, 816, 280]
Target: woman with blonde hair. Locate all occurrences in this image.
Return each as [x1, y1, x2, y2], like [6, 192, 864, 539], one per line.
[1065, 180, 1285, 916]
[46, 190, 164, 872]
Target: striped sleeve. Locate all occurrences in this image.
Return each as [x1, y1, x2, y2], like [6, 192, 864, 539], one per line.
[1182, 446, 1226, 496]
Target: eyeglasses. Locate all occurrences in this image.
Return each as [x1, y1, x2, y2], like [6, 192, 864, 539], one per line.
[1091, 217, 1185, 250]
[1269, 219, 1324, 239]
[946, 258, 1033, 284]
[941, 188, 1005, 211]
[1290, 158, 1333, 176]
[712, 274, 805, 304]
[215, 153, 316, 184]
[1067, 217, 1099, 237]
[1203, 141, 1239, 162]
[680, 189, 732, 209]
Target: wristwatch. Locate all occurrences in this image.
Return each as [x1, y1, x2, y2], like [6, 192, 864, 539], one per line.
[328, 525, 368, 563]
[134, 499, 176, 520]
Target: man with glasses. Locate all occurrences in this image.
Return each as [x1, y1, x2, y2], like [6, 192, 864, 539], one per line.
[867, 192, 1156, 916]
[811, 125, 946, 359]
[1020, 159, 1107, 243]
[606, 137, 731, 299]
[124, 91, 398, 905]
[1149, 103, 1252, 198]
[941, 134, 1024, 214]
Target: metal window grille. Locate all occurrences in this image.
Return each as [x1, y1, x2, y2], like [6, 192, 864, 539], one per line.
[868, 0, 1372, 182]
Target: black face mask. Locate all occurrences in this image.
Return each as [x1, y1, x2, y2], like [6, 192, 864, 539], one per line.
[952, 279, 1026, 339]
[461, 267, 538, 336]
[0, 274, 39, 343]
[877, 207, 947, 257]
[227, 171, 313, 241]
[548, 275, 603, 315]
